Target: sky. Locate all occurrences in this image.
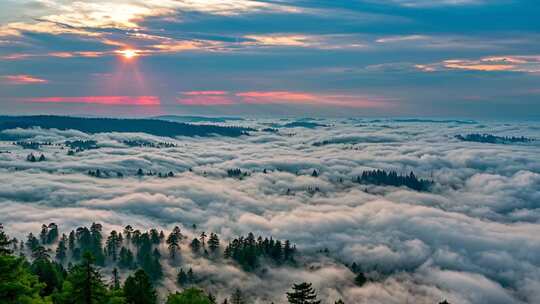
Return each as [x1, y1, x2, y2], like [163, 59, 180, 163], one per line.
[0, 0, 539, 118]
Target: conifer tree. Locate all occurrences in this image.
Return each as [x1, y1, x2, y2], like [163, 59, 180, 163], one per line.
[286, 282, 321, 304]
[230, 288, 245, 304]
[123, 269, 157, 304]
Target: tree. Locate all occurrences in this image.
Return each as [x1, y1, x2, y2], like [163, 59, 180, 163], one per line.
[0, 224, 12, 255]
[56, 234, 68, 262]
[123, 269, 157, 304]
[118, 247, 134, 269]
[311, 170, 318, 177]
[31, 256, 64, 296]
[176, 268, 189, 286]
[166, 288, 212, 304]
[199, 232, 207, 249]
[286, 282, 321, 304]
[230, 288, 245, 304]
[0, 254, 49, 303]
[354, 273, 367, 287]
[110, 268, 121, 291]
[166, 233, 180, 260]
[335, 300, 345, 304]
[190, 238, 201, 254]
[208, 233, 220, 254]
[59, 252, 108, 304]
[106, 231, 121, 262]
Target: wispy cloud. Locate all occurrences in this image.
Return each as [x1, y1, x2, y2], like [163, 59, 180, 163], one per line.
[23, 96, 160, 105]
[1, 75, 48, 85]
[176, 90, 392, 108]
[416, 55, 540, 73]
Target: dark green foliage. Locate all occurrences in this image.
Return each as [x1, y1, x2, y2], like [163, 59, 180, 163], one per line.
[227, 168, 249, 178]
[176, 267, 195, 286]
[456, 133, 534, 144]
[65, 140, 98, 151]
[31, 257, 65, 296]
[111, 268, 121, 291]
[106, 231, 122, 262]
[166, 288, 212, 304]
[356, 169, 432, 191]
[230, 289, 245, 304]
[354, 273, 367, 287]
[133, 233, 162, 281]
[286, 282, 321, 304]
[57, 252, 108, 304]
[56, 234, 68, 262]
[0, 116, 252, 137]
[190, 238, 201, 254]
[123, 269, 157, 304]
[335, 300, 344, 304]
[26, 233, 40, 252]
[0, 254, 48, 303]
[0, 224, 12, 255]
[71, 223, 105, 265]
[176, 268, 189, 286]
[166, 227, 183, 260]
[208, 233, 220, 254]
[224, 233, 296, 270]
[118, 247, 134, 269]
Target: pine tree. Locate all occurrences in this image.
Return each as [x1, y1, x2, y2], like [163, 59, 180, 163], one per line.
[62, 252, 108, 304]
[123, 269, 157, 304]
[55, 234, 68, 262]
[111, 268, 121, 290]
[230, 288, 245, 304]
[354, 273, 367, 287]
[190, 238, 201, 254]
[177, 268, 189, 286]
[200, 232, 207, 248]
[286, 282, 321, 304]
[208, 233, 220, 254]
[0, 223, 12, 255]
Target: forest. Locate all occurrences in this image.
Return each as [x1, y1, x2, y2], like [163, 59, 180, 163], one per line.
[455, 133, 534, 144]
[0, 223, 452, 304]
[0, 116, 252, 138]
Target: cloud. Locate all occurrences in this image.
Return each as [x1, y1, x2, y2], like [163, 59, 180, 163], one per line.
[370, 0, 486, 7]
[416, 55, 540, 73]
[0, 119, 538, 303]
[1, 75, 48, 85]
[22, 96, 161, 105]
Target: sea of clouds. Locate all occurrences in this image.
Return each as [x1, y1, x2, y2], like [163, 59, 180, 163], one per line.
[0, 118, 539, 304]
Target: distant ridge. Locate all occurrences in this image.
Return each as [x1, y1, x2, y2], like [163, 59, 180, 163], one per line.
[0, 116, 252, 137]
[154, 115, 244, 123]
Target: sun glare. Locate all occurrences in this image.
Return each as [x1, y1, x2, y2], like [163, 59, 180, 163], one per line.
[117, 49, 138, 59]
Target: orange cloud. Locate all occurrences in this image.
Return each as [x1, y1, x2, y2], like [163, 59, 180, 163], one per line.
[2, 75, 48, 85]
[24, 96, 160, 105]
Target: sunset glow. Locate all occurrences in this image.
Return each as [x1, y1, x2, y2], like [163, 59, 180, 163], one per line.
[117, 49, 138, 59]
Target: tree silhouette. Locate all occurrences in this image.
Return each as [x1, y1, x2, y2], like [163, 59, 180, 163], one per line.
[286, 282, 321, 304]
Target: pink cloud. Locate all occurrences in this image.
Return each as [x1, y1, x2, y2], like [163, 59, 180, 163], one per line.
[2, 74, 47, 84]
[24, 96, 160, 105]
[183, 91, 229, 96]
[177, 95, 235, 106]
[236, 91, 390, 108]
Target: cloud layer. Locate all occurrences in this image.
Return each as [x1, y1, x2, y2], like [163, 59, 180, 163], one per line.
[0, 118, 539, 303]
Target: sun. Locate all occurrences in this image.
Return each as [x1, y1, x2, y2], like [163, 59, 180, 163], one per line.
[117, 49, 138, 59]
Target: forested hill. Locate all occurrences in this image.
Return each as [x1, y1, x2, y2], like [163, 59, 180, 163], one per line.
[0, 116, 253, 137]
